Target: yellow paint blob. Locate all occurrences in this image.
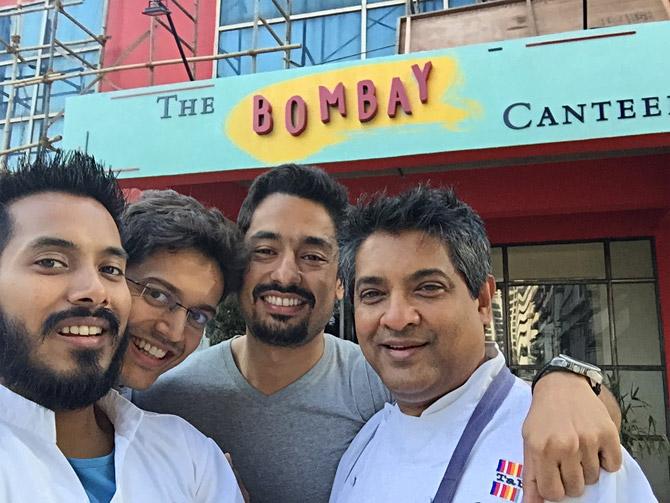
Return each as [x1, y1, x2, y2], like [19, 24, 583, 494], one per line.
[225, 55, 481, 164]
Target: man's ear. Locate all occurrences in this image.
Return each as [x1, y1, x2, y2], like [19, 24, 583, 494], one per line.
[477, 274, 496, 326]
[335, 278, 344, 301]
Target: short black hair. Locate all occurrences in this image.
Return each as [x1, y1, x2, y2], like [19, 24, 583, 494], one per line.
[0, 151, 125, 255]
[237, 164, 349, 240]
[341, 185, 491, 299]
[122, 189, 245, 300]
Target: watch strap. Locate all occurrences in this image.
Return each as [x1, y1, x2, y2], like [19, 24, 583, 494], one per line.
[532, 364, 602, 396]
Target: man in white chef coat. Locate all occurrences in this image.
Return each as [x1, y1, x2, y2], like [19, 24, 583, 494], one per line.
[0, 153, 244, 503]
[330, 185, 656, 503]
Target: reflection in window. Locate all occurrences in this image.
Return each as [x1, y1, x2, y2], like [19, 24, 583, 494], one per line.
[366, 6, 404, 59]
[508, 242, 605, 280]
[614, 283, 662, 365]
[508, 284, 611, 366]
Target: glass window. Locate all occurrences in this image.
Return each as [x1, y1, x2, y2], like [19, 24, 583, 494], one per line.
[617, 370, 667, 437]
[613, 283, 662, 365]
[19, 11, 45, 48]
[221, 0, 363, 25]
[366, 5, 404, 59]
[508, 284, 611, 366]
[508, 242, 605, 280]
[611, 240, 654, 279]
[291, 0, 362, 15]
[7, 120, 29, 149]
[59, 0, 105, 41]
[293, 12, 361, 67]
[218, 23, 290, 77]
[491, 247, 503, 282]
[449, 0, 477, 7]
[635, 452, 670, 502]
[487, 286, 506, 355]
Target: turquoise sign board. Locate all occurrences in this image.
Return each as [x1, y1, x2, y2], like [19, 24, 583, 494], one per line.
[63, 21, 670, 179]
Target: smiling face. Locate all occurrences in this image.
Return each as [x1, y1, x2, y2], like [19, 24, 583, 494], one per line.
[121, 248, 224, 390]
[239, 193, 341, 347]
[0, 193, 131, 410]
[353, 230, 494, 416]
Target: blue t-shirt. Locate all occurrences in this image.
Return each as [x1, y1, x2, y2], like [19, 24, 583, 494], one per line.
[67, 450, 116, 503]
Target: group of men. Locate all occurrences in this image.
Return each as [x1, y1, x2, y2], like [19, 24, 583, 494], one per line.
[0, 153, 657, 502]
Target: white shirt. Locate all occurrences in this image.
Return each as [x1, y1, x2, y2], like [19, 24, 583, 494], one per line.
[330, 349, 657, 503]
[0, 384, 244, 502]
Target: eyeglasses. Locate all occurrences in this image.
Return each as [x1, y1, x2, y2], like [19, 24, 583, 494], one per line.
[126, 277, 213, 332]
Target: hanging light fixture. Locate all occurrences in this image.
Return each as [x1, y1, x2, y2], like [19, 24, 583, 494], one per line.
[141, 0, 194, 81]
[142, 0, 170, 17]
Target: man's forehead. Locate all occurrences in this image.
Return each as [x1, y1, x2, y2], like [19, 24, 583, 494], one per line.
[355, 230, 454, 276]
[7, 193, 122, 251]
[246, 193, 337, 242]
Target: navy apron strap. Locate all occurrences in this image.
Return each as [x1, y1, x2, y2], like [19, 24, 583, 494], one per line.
[433, 366, 516, 503]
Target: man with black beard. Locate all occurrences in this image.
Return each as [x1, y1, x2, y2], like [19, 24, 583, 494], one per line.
[136, 165, 623, 503]
[0, 154, 243, 502]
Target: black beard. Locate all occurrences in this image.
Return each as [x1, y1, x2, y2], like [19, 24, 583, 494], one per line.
[0, 306, 128, 411]
[246, 311, 315, 348]
[244, 282, 319, 347]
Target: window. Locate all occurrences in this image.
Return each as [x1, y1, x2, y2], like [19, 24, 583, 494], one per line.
[490, 239, 669, 496]
[216, 0, 445, 78]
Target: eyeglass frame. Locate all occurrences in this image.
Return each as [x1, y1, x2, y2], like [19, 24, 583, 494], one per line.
[125, 277, 213, 333]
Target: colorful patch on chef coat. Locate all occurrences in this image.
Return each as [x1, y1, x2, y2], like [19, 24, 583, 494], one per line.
[489, 459, 523, 501]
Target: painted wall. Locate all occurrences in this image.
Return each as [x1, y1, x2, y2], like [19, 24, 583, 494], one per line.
[101, 0, 216, 91]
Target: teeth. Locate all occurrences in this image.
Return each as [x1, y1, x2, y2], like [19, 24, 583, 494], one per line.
[58, 325, 104, 336]
[265, 296, 301, 307]
[132, 337, 167, 359]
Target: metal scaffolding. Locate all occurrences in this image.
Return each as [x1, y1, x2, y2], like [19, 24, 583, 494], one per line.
[0, 0, 106, 169]
[0, 0, 299, 169]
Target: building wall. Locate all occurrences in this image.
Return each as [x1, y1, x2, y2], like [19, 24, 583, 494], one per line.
[101, 0, 217, 90]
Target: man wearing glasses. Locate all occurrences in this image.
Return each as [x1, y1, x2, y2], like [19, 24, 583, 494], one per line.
[117, 189, 245, 393]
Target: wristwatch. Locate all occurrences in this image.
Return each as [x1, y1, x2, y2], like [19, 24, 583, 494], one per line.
[532, 354, 603, 395]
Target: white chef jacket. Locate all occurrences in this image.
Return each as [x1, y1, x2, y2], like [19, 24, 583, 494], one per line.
[330, 349, 657, 503]
[0, 384, 244, 502]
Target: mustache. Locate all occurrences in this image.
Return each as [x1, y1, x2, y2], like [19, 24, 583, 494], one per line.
[252, 283, 316, 308]
[41, 306, 121, 340]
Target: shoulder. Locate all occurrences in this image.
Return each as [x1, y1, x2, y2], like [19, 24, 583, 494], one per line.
[324, 334, 392, 414]
[138, 409, 211, 444]
[331, 405, 392, 497]
[133, 411, 244, 501]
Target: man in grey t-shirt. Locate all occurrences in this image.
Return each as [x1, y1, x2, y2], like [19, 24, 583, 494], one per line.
[136, 165, 623, 503]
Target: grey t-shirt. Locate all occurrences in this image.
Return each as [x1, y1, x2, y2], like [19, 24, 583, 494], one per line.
[134, 334, 391, 503]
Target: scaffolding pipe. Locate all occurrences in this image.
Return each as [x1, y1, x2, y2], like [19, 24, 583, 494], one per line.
[0, 37, 98, 56]
[37, 0, 61, 157]
[56, 1, 105, 43]
[251, 0, 260, 73]
[0, 0, 83, 18]
[95, 0, 110, 93]
[0, 19, 21, 171]
[54, 38, 97, 68]
[192, 0, 199, 77]
[0, 135, 62, 157]
[2, 43, 302, 88]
